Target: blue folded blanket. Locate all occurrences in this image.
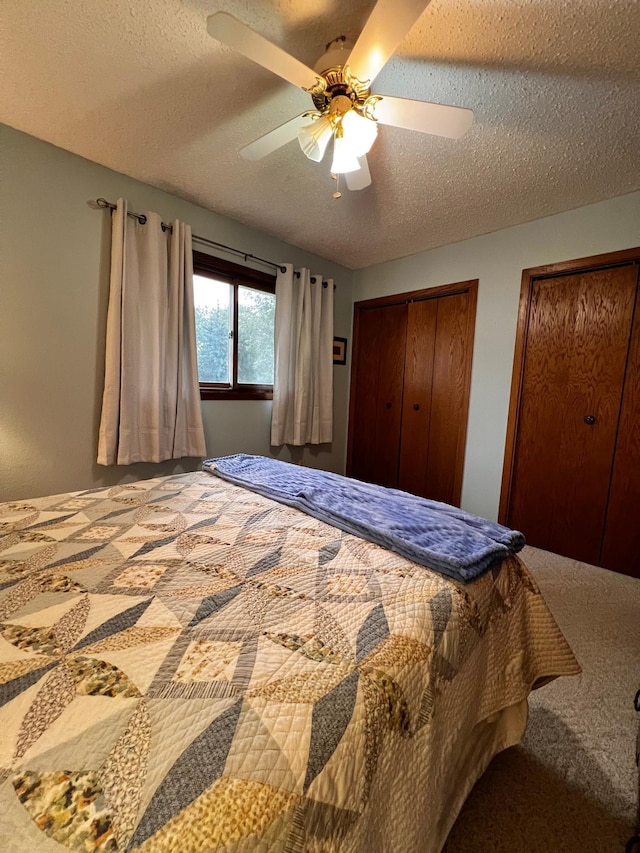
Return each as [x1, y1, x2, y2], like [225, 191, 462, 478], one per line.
[202, 454, 525, 583]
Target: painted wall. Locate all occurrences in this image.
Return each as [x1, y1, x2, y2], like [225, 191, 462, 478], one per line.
[352, 192, 640, 521]
[0, 124, 354, 501]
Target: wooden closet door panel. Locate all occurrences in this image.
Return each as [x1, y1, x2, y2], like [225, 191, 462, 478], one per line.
[424, 292, 473, 505]
[350, 307, 380, 482]
[398, 299, 438, 496]
[601, 273, 640, 577]
[508, 265, 637, 564]
[350, 303, 407, 488]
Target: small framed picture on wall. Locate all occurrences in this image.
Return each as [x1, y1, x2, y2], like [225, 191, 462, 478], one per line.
[333, 337, 347, 365]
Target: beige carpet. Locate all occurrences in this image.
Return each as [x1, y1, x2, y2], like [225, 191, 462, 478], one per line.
[443, 546, 640, 853]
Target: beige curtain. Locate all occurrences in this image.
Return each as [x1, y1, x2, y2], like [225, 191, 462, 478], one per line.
[271, 264, 334, 446]
[97, 199, 206, 465]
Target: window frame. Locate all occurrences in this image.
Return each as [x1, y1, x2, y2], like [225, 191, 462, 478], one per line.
[193, 250, 276, 400]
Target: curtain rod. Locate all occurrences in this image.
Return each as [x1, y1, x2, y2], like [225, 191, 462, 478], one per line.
[94, 198, 286, 273]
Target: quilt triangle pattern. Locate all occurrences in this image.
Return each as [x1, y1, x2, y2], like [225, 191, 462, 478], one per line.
[0, 471, 580, 853]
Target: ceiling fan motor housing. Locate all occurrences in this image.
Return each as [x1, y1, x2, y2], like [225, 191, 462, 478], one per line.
[310, 37, 371, 113]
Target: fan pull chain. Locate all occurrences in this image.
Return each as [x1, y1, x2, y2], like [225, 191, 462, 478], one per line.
[332, 172, 342, 199]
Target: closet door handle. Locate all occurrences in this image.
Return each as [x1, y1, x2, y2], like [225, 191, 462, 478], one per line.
[385, 402, 392, 409]
[584, 415, 596, 425]
[413, 403, 420, 411]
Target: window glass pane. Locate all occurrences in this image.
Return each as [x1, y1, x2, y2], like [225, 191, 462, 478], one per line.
[193, 275, 231, 384]
[237, 286, 275, 385]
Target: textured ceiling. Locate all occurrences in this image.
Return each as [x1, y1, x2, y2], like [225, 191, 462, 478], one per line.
[1, 0, 639, 269]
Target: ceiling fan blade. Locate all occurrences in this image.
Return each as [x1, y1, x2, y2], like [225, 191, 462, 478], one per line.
[207, 12, 320, 91]
[347, 0, 433, 85]
[373, 95, 473, 138]
[345, 156, 372, 191]
[239, 113, 313, 161]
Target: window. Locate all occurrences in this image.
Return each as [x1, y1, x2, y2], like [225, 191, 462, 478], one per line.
[193, 251, 276, 400]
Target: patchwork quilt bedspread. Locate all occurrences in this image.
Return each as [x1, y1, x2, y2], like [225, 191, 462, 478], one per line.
[0, 472, 579, 852]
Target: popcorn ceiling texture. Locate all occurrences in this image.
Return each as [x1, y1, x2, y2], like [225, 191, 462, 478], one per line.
[1, 0, 638, 269]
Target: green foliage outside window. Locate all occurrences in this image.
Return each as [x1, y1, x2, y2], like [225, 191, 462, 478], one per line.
[238, 286, 275, 385]
[194, 300, 230, 384]
[193, 275, 275, 387]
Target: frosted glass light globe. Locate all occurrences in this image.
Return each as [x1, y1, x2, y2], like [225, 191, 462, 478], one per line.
[298, 115, 334, 162]
[330, 133, 361, 174]
[341, 109, 378, 157]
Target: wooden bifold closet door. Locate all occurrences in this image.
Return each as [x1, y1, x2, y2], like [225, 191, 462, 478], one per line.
[347, 281, 477, 507]
[501, 248, 640, 577]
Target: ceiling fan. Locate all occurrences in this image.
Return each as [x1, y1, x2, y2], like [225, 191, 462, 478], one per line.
[207, 0, 473, 195]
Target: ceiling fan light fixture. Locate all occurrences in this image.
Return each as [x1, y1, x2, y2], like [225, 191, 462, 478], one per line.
[297, 115, 334, 162]
[208, 4, 474, 190]
[330, 131, 361, 174]
[341, 108, 378, 157]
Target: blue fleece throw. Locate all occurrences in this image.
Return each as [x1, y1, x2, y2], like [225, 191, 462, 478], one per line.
[202, 454, 524, 583]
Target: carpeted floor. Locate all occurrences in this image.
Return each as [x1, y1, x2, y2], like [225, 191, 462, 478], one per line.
[443, 546, 640, 853]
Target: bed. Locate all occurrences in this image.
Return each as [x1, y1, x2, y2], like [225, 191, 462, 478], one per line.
[0, 458, 579, 853]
